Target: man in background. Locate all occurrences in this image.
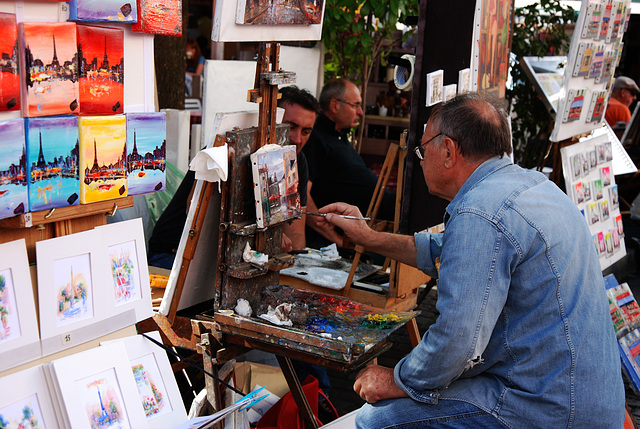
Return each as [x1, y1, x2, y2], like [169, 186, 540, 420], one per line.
[317, 92, 624, 428]
[302, 78, 395, 249]
[605, 76, 639, 136]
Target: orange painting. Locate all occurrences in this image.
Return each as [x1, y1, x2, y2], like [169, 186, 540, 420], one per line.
[0, 13, 20, 112]
[131, 0, 182, 37]
[77, 25, 124, 115]
[476, 0, 512, 98]
[19, 22, 79, 117]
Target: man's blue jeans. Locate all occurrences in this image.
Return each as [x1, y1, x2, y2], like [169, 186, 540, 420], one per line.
[356, 397, 509, 429]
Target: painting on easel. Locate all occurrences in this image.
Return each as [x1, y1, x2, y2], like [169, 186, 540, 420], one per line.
[0, 119, 28, 220]
[126, 112, 166, 195]
[18, 22, 79, 117]
[236, 0, 324, 25]
[76, 25, 124, 115]
[78, 115, 127, 204]
[25, 116, 80, 212]
[0, 13, 20, 112]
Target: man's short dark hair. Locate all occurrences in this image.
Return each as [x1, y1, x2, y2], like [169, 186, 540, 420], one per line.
[430, 92, 512, 160]
[318, 78, 351, 111]
[278, 85, 320, 114]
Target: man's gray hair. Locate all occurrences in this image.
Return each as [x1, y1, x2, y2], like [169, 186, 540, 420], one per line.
[319, 78, 350, 111]
[430, 92, 512, 160]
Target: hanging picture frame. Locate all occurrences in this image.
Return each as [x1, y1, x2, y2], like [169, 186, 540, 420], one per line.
[67, 0, 138, 23]
[125, 112, 167, 195]
[0, 13, 20, 112]
[0, 239, 41, 372]
[36, 229, 136, 356]
[102, 332, 187, 428]
[47, 342, 149, 428]
[0, 119, 28, 221]
[96, 218, 153, 322]
[0, 365, 59, 427]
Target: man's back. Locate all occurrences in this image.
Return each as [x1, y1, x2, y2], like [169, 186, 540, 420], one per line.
[426, 158, 624, 427]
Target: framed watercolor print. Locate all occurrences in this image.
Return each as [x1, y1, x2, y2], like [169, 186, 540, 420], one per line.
[0, 119, 28, 221]
[48, 342, 148, 428]
[36, 229, 136, 356]
[97, 218, 153, 322]
[18, 22, 79, 117]
[0, 13, 20, 112]
[126, 112, 166, 195]
[0, 365, 59, 427]
[0, 239, 41, 372]
[68, 0, 138, 23]
[78, 115, 128, 204]
[76, 25, 125, 115]
[25, 116, 80, 212]
[102, 332, 187, 428]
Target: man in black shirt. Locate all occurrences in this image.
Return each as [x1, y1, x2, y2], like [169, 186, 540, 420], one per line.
[302, 78, 395, 248]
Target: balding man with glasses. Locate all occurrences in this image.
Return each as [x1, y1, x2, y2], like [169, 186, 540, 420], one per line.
[302, 78, 396, 249]
[315, 92, 625, 428]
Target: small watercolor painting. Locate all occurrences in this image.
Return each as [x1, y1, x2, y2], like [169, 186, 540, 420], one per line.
[0, 13, 20, 112]
[131, 353, 171, 418]
[0, 394, 45, 429]
[131, 0, 182, 37]
[77, 25, 124, 115]
[79, 115, 127, 204]
[0, 119, 28, 220]
[68, 0, 138, 23]
[53, 253, 93, 327]
[0, 268, 21, 344]
[126, 113, 166, 195]
[79, 369, 129, 429]
[19, 22, 79, 117]
[108, 240, 141, 305]
[237, 0, 324, 25]
[25, 116, 80, 212]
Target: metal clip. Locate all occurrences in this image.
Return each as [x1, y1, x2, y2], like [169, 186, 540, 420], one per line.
[44, 208, 55, 219]
[107, 203, 118, 217]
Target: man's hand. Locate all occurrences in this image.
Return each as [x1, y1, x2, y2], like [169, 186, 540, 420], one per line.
[353, 365, 407, 403]
[281, 232, 293, 253]
[316, 203, 374, 248]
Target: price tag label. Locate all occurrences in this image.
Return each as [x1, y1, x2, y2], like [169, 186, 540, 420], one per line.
[62, 333, 73, 345]
[23, 213, 32, 228]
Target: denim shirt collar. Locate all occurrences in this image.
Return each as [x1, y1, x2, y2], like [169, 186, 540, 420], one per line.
[445, 156, 513, 224]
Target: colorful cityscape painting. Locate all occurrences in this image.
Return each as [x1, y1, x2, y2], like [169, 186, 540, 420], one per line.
[0, 13, 20, 112]
[77, 25, 124, 115]
[0, 394, 45, 429]
[0, 119, 28, 220]
[126, 113, 166, 195]
[131, 354, 170, 418]
[79, 370, 128, 429]
[237, 0, 324, 25]
[53, 253, 93, 327]
[25, 116, 80, 212]
[108, 240, 141, 305]
[19, 22, 79, 117]
[0, 268, 21, 344]
[131, 0, 182, 37]
[68, 0, 138, 23]
[78, 115, 127, 204]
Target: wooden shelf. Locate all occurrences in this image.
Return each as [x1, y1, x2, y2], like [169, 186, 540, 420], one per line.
[360, 114, 410, 157]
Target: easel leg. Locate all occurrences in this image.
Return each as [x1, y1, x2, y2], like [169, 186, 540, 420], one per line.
[406, 318, 421, 348]
[276, 355, 319, 429]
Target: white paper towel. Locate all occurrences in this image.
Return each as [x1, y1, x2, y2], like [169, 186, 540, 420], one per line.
[189, 144, 229, 189]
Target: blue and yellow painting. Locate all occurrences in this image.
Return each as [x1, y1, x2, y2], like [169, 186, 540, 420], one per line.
[0, 119, 28, 220]
[125, 113, 166, 196]
[25, 116, 80, 212]
[68, 0, 138, 23]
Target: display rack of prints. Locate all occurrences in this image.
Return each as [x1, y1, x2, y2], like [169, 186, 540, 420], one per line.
[551, 0, 632, 141]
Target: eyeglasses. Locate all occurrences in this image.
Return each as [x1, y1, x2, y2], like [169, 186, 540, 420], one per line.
[414, 132, 446, 160]
[337, 99, 362, 109]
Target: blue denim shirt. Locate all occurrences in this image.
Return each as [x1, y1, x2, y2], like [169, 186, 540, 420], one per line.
[396, 156, 624, 428]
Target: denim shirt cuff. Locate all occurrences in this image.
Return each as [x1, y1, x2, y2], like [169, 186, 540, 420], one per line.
[394, 356, 440, 404]
[414, 231, 442, 279]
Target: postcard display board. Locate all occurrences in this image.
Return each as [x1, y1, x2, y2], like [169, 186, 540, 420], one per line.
[554, 0, 633, 271]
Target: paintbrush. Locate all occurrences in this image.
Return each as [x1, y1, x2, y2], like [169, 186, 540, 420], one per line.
[304, 211, 371, 221]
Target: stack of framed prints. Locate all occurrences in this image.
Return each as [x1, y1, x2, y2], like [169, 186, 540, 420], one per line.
[560, 132, 626, 270]
[551, 0, 632, 141]
[0, 365, 59, 427]
[36, 218, 152, 356]
[0, 239, 41, 372]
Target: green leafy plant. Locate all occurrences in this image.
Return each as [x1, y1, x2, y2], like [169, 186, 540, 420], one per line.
[507, 0, 577, 168]
[322, 0, 418, 148]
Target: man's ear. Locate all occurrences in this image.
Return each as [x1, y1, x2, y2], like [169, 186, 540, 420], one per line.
[442, 137, 458, 168]
[328, 98, 341, 114]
